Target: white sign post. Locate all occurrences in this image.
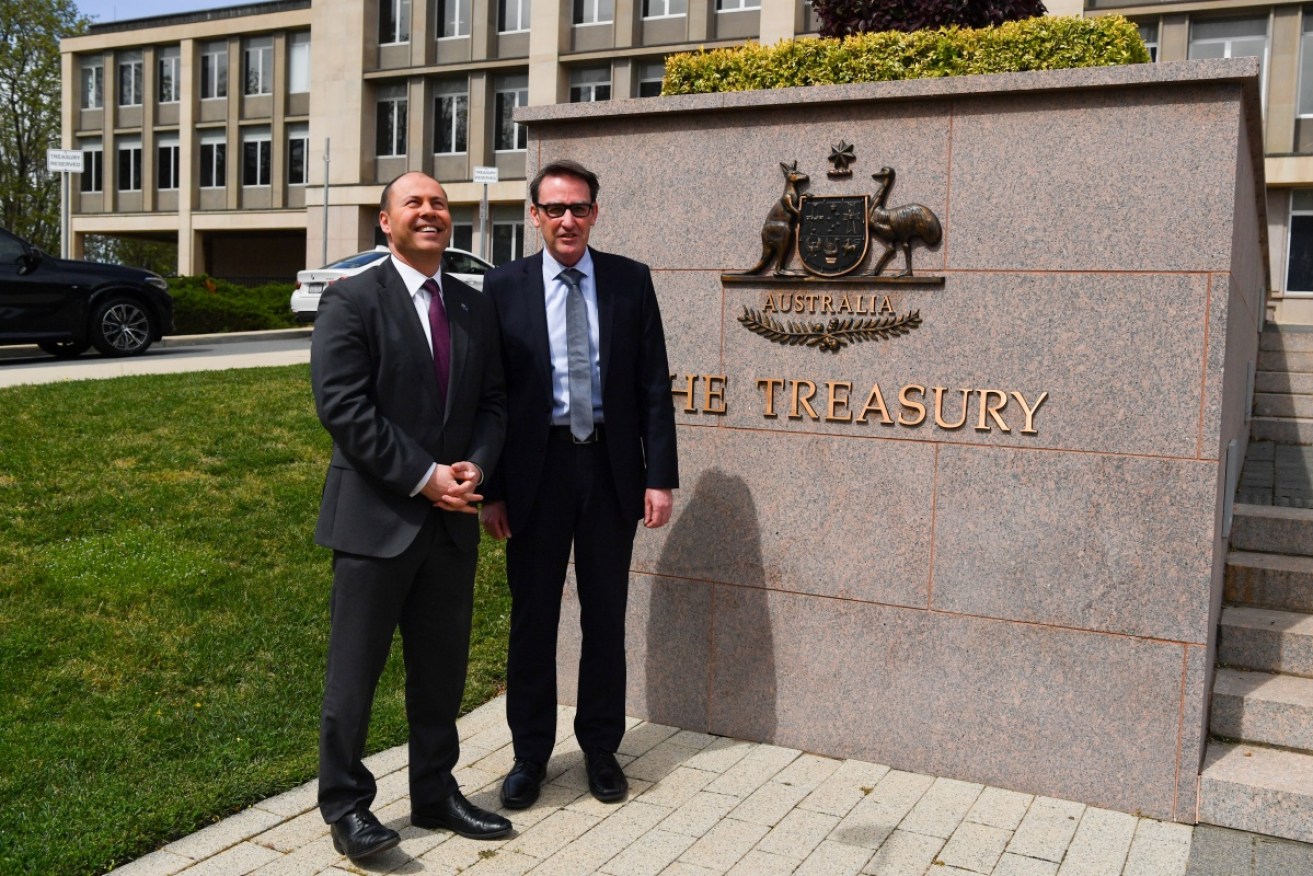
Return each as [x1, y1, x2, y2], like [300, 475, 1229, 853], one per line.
[473, 166, 498, 261]
[47, 149, 84, 260]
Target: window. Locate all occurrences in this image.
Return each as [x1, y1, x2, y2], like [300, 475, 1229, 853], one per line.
[441, 0, 471, 37]
[494, 74, 528, 151]
[569, 67, 611, 103]
[243, 127, 272, 186]
[574, 0, 612, 25]
[451, 223, 474, 252]
[201, 42, 228, 99]
[288, 124, 309, 186]
[493, 220, 523, 265]
[500, 0, 530, 33]
[245, 37, 273, 96]
[1137, 22, 1158, 63]
[157, 135, 180, 190]
[380, 0, 411, 44]
[80, 58, 104, 109]
[1289, 191, 1313, 294]
[434, 81, 468, 154]
[200, 133, 226, 188]
[1189, 17, 1267, 105]
[1299, 14, 1313, 117]
[80, 140, 103, 193]
[716, 0, 759, 10]
[643, 0, 684, 16]
[637, 61, 664, 97]
[118, 51, 143, 107]
[158, 47, 180, 103]
[377, 86, 407, 158]
[289, 32, 311, 93]
[117, 138, 142, 191]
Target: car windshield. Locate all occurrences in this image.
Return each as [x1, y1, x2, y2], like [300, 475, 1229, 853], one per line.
[325, 250, 387, 270]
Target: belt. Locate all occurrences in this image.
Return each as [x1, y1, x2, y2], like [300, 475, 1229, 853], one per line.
[549, 424, 605, 444]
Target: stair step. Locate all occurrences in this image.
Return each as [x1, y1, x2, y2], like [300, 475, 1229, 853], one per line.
[1227, 551, 1313, 612]
[1219, 606, 1313, 677]
[1199, 742, 1313, 843]
[1230, 504, 1313, 555]
[1254, 392, 1313, 418]
[1256, 370, 1313, 394]
[1258, 348, 1313, 373]
[1251, 416, 1313, 445]
[1210, 668, 1313, 750]
[1261, 326, 1313, 353]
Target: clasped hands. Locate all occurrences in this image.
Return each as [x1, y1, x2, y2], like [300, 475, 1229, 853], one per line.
[420, 461, 483, 513]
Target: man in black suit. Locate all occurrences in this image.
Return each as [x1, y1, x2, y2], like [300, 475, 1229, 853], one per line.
[480, 159, 679, 809]
[311, 171, 510, 861]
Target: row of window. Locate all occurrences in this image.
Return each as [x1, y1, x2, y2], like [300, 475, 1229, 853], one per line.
[78, 127, 311, 193]
[79, 33, 310, 110]
[382, 0, 755, 41]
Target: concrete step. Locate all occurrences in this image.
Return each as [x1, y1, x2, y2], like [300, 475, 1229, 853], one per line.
[1261, 326, 1313, 353]
[1211, 668, 1313, 750]
[1219, 606, 1313, 677]
[1254, 392, 1313, 419]
[1258, 348, 1313, 373]
[1199, 741, 1313, 843]
[1230, 504, 1313, 555]
[1227, 551, 1313, 613]
[1256, 370, 1313, 395]
[1251, 416, 1313, 445]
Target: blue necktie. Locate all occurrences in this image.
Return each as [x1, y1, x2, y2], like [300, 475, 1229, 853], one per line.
[560, 268, 593, 441]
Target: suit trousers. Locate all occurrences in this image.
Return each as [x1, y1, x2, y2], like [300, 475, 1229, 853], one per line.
[318, 511, 475, 823]
[505, 438, 638, 764]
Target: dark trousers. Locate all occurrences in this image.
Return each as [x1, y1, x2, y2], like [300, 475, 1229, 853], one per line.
[505, 438, 638, 764]
[318, 512, 475, 824]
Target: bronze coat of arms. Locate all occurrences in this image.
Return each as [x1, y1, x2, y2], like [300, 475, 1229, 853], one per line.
[797, 194, 870, 277]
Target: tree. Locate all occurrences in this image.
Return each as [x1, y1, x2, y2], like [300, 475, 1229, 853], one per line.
[0, 1, 89, 251]
[814, 0, 1048, 39]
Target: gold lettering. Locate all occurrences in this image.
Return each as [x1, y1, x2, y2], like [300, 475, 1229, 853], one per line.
[757, 377, 783, 418]
[932, 387, 970, 430]
[826, 381, 853, 422]
[898, 384, 927, 427]
[880, 296, 894, 314]
[671, 373, 698, 413]
[856, 383, 893, 424]
[820, 294, 833, 312]
[1012, 390, 1048, 435]
[805, 293, 819, 312]
[762, 294, 777, 313]
[792, 294, 805, 314]
[789, 380, 820, 420]
[837, 295, 853, 314]
[975, 389, 1010, 432]
[704, 374, 728, 415]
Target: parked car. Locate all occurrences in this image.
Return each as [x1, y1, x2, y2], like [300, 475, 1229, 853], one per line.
[0, 227, 174, 358]
[290, 245, 494, 323]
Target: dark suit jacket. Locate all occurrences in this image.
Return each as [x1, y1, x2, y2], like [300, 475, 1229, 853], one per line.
[311, 257, 506, 559]
[483, 248, 678, 532]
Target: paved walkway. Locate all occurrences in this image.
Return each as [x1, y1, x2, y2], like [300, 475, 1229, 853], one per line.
[106, 695, 1311, 876]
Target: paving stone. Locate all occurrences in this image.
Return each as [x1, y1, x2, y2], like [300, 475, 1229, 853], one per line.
[799, 759, 892, 818]
[656, 791, 743, 838]
[362, 744, 410, 777]
[470, 743, 516, 777]
[1252, 832, 1313, 876]
[636, 766, 718, 808]
[599, 828, 698, 876]
[861, 828, 945, 876]
[618, 722, 681, 758]
[525, 804, 672, 876]
[252, 781, 320, 819]
[831, 771, 935, 850]
[564, 778, 655, 816]
[1007, 796, 1086, 863]
[678, 816, 770, 871]
[724, 849, 801, 876]
[546, 749, 587, 787]
[653, 864, 719, 876]
[373, 768, 413, 808]
[465, 719, 516, 752]
[458, 849, 540, 875]
[897, 777, 983, 839]
[1123, 818, 1192, 876]
[459, 698, 508, 736]
[420, 832, 516, 871]
[251, 808, 331, 853]
[170, 841, 282, 876]
[754, 807, 841, 861]
[667, 730, 719, 749]
[504, 808, 602, 859]
[626, 739, 705, 783]
[1055, 808, 1139, 876]
[938, 820, 1012, 874]
[504, 784, 589, 831]
[727, 777, 812, 826]
[965, 787, 1034, 831]
[247, 840, 349, 876]
[771, 753, 842, 793]
[994, 855, 1060, 876]
[793, 839, 875, 876]
[1182, 825, 1255, 876]
[164, 807, 287, 861]
[683, 738, 756, 774]
[703, 744, 801, 798]
[104, 849, 193, 876]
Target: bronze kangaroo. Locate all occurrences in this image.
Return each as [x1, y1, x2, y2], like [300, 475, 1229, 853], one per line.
[868, 166, 942, 277]
[744, 161, 809, 275]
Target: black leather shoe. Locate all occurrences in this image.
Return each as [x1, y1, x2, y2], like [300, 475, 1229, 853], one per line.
[584, 751, 629, 803]
[500, 758, 547, 810]
[412, 790, 512, 839]
[330, 808, 400, 861]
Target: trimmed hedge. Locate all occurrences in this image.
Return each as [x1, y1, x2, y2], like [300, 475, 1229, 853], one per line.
[662, 15, 1149, 95]
[168, 276, 301, 335]
[815, 0, 1048, 39]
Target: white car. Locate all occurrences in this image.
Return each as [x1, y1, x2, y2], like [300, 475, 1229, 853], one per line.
[291, 245, 494, 322]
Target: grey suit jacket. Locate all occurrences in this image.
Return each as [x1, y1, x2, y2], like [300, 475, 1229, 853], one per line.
[310, 257, 506, 558]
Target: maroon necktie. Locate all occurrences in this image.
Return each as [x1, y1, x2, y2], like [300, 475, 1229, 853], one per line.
[424, 278, 450, 404]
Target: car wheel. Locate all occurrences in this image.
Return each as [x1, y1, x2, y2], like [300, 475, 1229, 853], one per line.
[37, 339, 92, 359]
[90, 297, 155, 357]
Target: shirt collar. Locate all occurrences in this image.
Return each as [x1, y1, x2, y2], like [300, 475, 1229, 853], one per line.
[542, 248, 594, 286]
[390, 254, 442, 299]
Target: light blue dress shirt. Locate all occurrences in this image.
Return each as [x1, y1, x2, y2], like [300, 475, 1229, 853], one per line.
[541, 250, 604, 425]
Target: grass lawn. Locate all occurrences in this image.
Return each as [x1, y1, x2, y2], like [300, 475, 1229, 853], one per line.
[0, 366, 510, 875]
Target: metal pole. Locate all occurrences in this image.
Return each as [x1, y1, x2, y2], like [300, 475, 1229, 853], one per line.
[322, 138, 331, 265]
[479, 183, 490, 261]
[61, 172, 69, 260]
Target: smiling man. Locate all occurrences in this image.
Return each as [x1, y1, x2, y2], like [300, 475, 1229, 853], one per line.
[310, 171, 509, 860]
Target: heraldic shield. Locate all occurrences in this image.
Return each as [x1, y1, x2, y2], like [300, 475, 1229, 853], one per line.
[797, 194, 870, 278]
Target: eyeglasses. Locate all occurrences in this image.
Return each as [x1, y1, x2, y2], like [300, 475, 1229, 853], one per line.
[535, 202, 594, 219]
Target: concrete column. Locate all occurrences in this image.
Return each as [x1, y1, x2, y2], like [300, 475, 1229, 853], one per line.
[759, 0, 794, 46]
[469, 70, 490, 169]
[615, 0, 637, 49]
[178, 39, 197, 275]
[612, 59, 633, 99]
[272, 33, 288, 208]
[142, 47, 156, 213]
[1160, 14, 1189, 64]
[226, 37, 241, 210]
[1268, 6, 1300, 155]
[528, 0, 567, 105]
[472, 0, 496, 61]
[688, 0, 712, 43]
[409, 76, 427, 170]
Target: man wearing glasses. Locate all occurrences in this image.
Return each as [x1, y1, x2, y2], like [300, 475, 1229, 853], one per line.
[481, 159, 679, 810]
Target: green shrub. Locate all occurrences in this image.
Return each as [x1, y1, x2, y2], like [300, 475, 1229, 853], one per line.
[168, 276, 301, 335]
[662, 15, 1149, 95]
[815, 0, 1047, 39]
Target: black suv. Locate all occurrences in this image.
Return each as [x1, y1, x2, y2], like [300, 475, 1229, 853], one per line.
[0, 227, 174, 358]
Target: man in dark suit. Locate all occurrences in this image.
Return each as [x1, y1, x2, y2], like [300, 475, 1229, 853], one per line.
[480, 159, 679, 809]
[311, 171, 510, 861]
